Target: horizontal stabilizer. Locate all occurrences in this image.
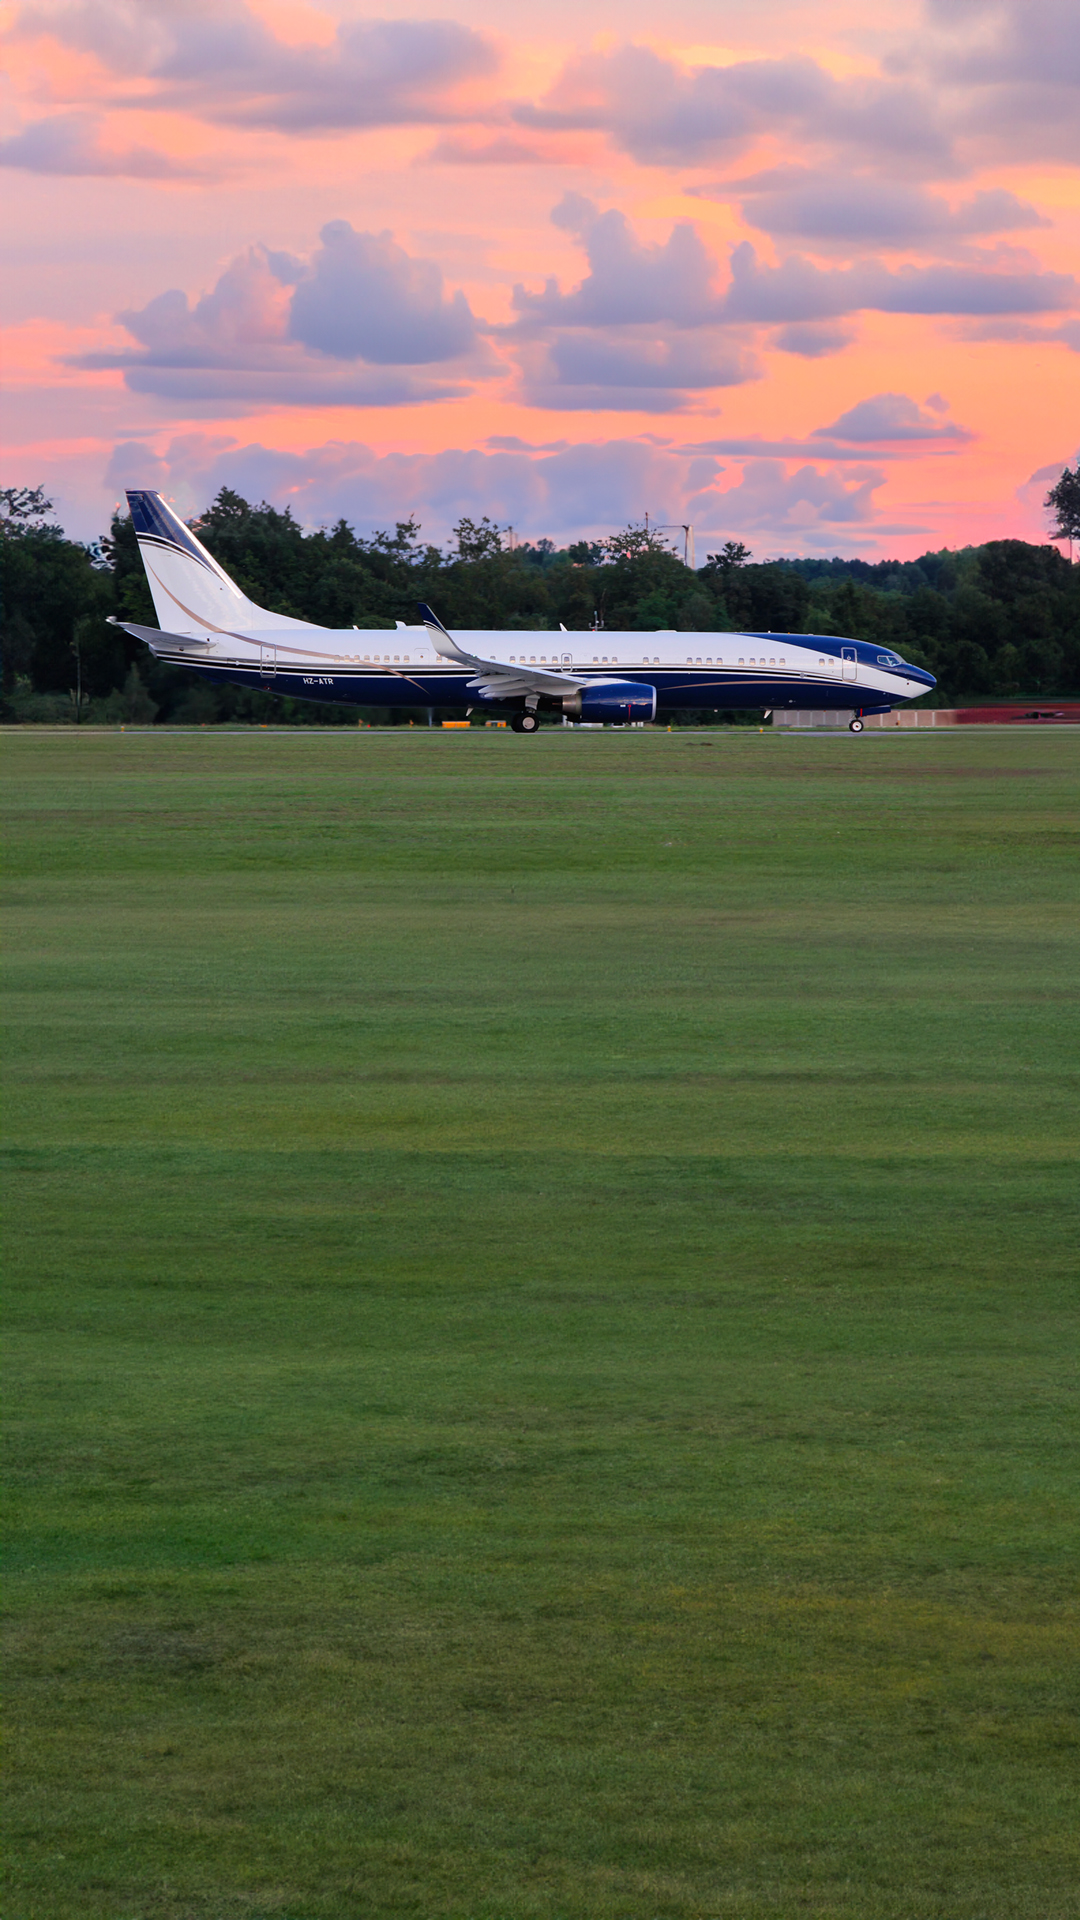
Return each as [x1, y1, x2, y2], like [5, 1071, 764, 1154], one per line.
[107, 617, 213, 652]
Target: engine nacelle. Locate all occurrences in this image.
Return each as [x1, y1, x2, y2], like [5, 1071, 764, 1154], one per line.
[562, 679, 657, 724]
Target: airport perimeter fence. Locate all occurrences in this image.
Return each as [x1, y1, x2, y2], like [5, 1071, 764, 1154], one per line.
[774, 706, 1080, 729]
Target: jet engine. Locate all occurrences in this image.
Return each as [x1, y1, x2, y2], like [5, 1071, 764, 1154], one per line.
[562, 679, 657, 724]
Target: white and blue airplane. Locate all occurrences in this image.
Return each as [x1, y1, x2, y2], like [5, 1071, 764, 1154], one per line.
[111, 490, 936, 732]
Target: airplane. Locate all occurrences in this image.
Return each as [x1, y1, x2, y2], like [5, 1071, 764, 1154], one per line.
[110, 489, 936, 732]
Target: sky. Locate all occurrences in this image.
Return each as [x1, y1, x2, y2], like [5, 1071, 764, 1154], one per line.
[2, 0, 1078, 556]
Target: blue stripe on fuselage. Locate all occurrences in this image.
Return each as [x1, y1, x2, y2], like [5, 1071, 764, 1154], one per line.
[168, 658, 909, 713]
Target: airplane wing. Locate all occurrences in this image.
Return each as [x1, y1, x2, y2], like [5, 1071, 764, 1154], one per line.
[417, 603, 587, 698]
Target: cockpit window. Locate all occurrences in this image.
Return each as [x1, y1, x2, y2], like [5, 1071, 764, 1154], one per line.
[877, 652, 902, 666]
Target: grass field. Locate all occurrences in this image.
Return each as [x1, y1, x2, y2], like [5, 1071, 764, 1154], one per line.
[3, 725, 1078, 1920]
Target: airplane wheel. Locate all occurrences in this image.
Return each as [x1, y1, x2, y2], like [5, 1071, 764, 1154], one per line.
[509, 714, 525, 732]
[849, 718, 864, 733]
[519, 711, 540, 734]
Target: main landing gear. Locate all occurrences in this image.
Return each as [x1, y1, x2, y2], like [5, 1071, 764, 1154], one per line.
[511, 711, 540, 734]
[849, 717, 864, 733]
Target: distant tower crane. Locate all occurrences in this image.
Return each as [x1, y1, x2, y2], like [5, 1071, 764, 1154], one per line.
[650, 521, 696, 568]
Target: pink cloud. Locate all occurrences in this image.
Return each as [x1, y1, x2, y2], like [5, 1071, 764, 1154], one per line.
[0, 110, 201, 176]
[3, 3, 1076, 563]
[10, 3, 499, 130]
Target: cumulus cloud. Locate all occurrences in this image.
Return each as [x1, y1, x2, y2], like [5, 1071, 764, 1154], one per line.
[102, 431, 917, 555]
[813, 392, 974, 442]
[707, 170, 1045, 249]
[772, 322, 856, 358]
[0, 110, 198, 176]
[12, 2, 497, 132]
[115, 249, 293, 362]
[500, 192, 1072, 409]
[501, 197, 758, 411]
[720, 241, 1076, 322]
[889, 0, 1080, 164]
[103, 432, 698, 545]
[922, 0, 1079, 84]
[948, 316, 1080, 351]
[928, 0, 1080, 97]
[512, 195, 721, 329]
[518, 328, 757, 413]
[289, 222, 477, 364]
[424, 135, 544, 164]
[514, 42, 954, 174]
[514, 21, 1078, 177]
[106, 366, 467, 409]
[509, 195, 1074, 386]
[680, 436, 922, 463]
[542, 331, 752, 392]
[68, 226, 486, 407]
[697, 460, 888, 535]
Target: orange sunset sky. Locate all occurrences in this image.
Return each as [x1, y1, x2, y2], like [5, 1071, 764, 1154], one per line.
[2, 0, 1078, 555]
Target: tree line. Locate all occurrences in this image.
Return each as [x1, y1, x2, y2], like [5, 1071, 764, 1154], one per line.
[2, 471, 1078, 725]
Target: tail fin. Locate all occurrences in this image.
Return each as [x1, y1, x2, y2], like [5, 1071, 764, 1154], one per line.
[126, 491, 264, 636]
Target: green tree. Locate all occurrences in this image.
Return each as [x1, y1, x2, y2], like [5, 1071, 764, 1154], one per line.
[1, 503, 118, 697]
[601, 523, 676, 563]
[1044, 462, 1080, 556]
[451, 516, 504, 563]
[703, 540, 752, 575]
[1, 485, 56, 535]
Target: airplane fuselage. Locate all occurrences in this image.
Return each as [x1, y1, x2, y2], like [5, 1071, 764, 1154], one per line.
[145, 622, 935, 717]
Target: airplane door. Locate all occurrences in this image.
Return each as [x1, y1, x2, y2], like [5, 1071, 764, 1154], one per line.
[259, 644, 277, 682]
[841, 646, 857, 681]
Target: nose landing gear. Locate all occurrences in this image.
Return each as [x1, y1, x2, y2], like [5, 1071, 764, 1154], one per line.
[849, 717, 864, 733]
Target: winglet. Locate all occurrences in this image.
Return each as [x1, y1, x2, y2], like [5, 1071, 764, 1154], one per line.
[417, 602, 449, 638]
[417, 602, 470, 664]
